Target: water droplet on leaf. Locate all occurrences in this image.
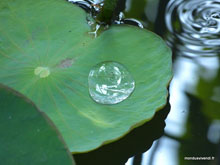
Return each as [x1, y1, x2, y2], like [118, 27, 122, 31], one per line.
[88, 61, 135, 104]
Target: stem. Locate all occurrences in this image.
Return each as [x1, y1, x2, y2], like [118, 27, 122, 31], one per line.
[97, 0, 119, 24]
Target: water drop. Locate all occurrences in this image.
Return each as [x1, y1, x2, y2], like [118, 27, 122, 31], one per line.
[114, 12, 144, 28]
[88, 61, 135, 104]
[68, 0, 92, 12]
[121, 18, 144, 28]
[68, 0, 104, 13]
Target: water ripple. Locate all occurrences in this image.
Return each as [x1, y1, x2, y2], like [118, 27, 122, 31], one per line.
[165, 0, 220, 57]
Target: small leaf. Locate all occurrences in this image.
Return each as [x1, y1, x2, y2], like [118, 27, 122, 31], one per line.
[0, 0, 172, 152]
[0, 84, 75, 165]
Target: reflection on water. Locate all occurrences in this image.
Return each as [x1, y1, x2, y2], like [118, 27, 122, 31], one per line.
[126, 0, 220, 164]
[165, 0, 220, 57]
[74, 102, 170, 165]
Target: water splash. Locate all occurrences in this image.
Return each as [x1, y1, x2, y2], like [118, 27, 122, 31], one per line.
[165, 0, 220, 57]
[88, 61, 135, 104]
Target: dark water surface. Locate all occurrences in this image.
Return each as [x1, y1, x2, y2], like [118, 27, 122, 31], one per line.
[73, 0, 220, 164]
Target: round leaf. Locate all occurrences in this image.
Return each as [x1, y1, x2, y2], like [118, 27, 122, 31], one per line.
[0, 84, 75, 165]
[0, 0, 172, 152]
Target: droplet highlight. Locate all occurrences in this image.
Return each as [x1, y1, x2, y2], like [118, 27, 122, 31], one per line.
[34, 66, 50, 78]
[88, 61, 135, 104]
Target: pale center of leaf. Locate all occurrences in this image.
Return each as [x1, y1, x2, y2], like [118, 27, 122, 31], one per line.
[34, 67, 50, 78]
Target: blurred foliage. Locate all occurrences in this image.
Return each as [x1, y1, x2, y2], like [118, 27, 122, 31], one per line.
[124, 0, 160, 29]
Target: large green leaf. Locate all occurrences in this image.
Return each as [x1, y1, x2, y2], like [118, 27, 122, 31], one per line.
[0, 0, 172, 152]
[0, 84, 75, 164]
